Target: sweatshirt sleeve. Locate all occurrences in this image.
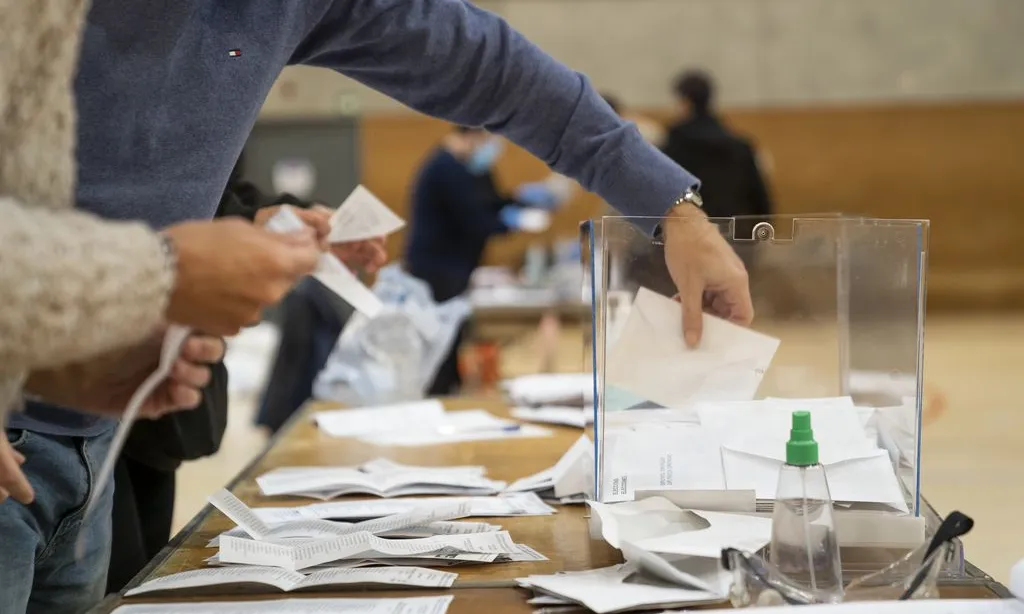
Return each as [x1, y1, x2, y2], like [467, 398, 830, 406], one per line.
[293, 0, 699, 234]
[0, 197, 174, 371]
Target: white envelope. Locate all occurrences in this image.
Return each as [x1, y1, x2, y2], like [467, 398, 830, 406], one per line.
[605, 287, 780, 409]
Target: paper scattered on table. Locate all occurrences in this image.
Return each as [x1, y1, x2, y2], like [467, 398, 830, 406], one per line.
[245, 493, 555, 523]
[125, 565, 456, 596]
[313, 400, 446, 438]
[605, 287, 779, 408]
[519, 563, 725, 614]
[602, 424, 725, 502]
[327, 185, 405, 244]
[511, 406, 593, 429]
[255, 464, 506, 499]
[506, 435, 593, 502]
[111, 595, 455, 614]
[77, 324, 191, 557]
[265, 206, 382, 317]
[208, 519, 501, 548]
[502, 372, 593, 406]
[357, 409, 552, 447]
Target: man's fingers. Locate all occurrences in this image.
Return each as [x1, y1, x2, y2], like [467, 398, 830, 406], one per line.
[12, 449, 25, 465]
[294, 207, 332, 241]
[181, 335, 226, 364]
[680, 271, 705, 349]
[168, 383, 202, 410]
[170, 360, 211, 389]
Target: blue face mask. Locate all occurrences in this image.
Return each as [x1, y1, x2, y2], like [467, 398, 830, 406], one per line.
[466, 139, 502, 175]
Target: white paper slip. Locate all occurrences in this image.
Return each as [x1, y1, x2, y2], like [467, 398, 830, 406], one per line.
[361, 458, 486, 476]
[77, 325, 192, 557]
[511, 406, 593, 428]
[605, 287, 780, 408]
[506, 435, 593, 500]
[209, 489, 275, 540]
[265, 206, 382, 317]
[255, 493, 555, 522]
[313, 400, 446, 438]
[627, 509, 773, 558]
[219, 530, 521, 571]
[359, 410, 552, 446]
[501, 372, 594, 405]
[256, 466, 506, 499]
[112, 595, 456, 614]
[523, 564, 723, 614]
[126, 566, 456, 596]
[328, 185, 405, 244]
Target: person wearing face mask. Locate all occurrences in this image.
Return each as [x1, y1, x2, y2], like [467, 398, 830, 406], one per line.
[404, 126, 554, 395]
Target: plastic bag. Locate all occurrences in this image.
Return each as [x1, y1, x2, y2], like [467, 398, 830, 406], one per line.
[313, 265, 471, 405]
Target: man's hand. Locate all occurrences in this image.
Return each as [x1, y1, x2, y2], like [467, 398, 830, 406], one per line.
[663, 204, 754, 348]
[25, 331, 226, 420]
[254, 205, 332, 249]
[164, 219, 320, 336]
[0, 437, 33, 504]
[331, 236, 387, 274]
[255, 204, 388, 273]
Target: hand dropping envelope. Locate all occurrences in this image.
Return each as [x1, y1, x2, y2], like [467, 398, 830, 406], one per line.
[327, 185, 405, 244]
[265, 205, 382, 317]
[605, 287, 779, 409]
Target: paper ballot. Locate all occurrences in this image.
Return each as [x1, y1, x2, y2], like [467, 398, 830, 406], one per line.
[511, 406, 593, 429]
[125, 566, 456, 596]
[219, 530, 520, 571]
[327, 185, 405, 244]
[255, 465, 506, 499]
[112, 596, 455, 614]
[506, 435, 593, 500]
[520, 564, 724, 614]
[265, 206, 382, 317]
[209, 489, 474, 541]
[605, 287, 779, 408]
[77, 325, 191, 556]
[314, 400, 447, 438]
[208, 520, 501, 547]
[247, 493, 555, 523]
[502, 372, 594, 406]
[658, 601, 1024, 614]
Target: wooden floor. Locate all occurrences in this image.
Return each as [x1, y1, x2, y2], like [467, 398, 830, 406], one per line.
[174, 313, 1024, 584]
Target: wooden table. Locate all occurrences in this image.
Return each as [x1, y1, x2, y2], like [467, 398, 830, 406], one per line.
[94, 396, 1009, 613]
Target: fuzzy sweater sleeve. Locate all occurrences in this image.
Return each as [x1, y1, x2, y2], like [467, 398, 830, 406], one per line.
[0, 197, 174, 371]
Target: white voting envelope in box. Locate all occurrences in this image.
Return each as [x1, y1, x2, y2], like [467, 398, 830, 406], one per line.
[582, 215, 928, 526]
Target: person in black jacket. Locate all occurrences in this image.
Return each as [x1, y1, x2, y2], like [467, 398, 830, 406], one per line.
[661, 71, 772, 220]
[405, 126, 558, 395]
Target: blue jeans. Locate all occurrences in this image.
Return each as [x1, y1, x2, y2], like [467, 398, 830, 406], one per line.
[0, 428, 114, 614]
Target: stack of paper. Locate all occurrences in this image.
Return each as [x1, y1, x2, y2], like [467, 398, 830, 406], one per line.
[314, 401, 551, 445]
[502, 373, 593, 407]
[111, 596, 455, 614]
[207, 490, 548, 571]
[255, 459, 506, 500]
[506, 435, 593, 504]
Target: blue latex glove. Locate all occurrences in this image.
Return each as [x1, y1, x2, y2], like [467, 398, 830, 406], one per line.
[500, 205, 525, 229]
[500, 206, 551, 233]
[514, 182, 560, 210]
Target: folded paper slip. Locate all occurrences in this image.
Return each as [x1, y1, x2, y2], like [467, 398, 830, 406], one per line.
[126, 566, 456, 596]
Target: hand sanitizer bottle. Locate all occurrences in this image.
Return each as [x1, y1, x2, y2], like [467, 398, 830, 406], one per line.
[769, 410, 844, 601]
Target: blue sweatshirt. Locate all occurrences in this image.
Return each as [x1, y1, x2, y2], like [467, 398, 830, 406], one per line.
[13, 0, 698, 437]
[405, 149, 514, 299]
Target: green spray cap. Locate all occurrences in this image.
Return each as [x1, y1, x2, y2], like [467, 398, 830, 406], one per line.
[786, 411, 819, 466]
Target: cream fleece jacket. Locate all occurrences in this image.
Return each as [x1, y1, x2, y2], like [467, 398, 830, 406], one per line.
[0, 0, 174, 420]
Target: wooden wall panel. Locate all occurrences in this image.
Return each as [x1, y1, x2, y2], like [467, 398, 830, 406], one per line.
[360, 102, 1024, 310]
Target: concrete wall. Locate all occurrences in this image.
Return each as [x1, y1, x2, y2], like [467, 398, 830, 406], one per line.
[260, 0, 1024, 118]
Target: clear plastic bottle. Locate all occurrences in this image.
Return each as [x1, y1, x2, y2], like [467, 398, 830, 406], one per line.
[769, 411, 844, 601]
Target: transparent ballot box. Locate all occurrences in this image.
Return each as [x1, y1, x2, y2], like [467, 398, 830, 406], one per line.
[581, 215, 928, 528]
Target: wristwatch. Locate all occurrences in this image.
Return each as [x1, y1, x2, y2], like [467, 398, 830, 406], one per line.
[654, 187, 703, 242]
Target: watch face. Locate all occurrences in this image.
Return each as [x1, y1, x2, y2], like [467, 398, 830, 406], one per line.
[686, 190, 704, 208]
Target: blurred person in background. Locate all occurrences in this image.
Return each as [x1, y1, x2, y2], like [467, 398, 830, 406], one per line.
[662, 70, 772, 219]
[600, 92, 667, 148]
[405, 126, 567, 395]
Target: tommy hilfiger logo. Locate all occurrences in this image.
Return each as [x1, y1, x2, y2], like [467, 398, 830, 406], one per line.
[228, 49, 242, 57]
